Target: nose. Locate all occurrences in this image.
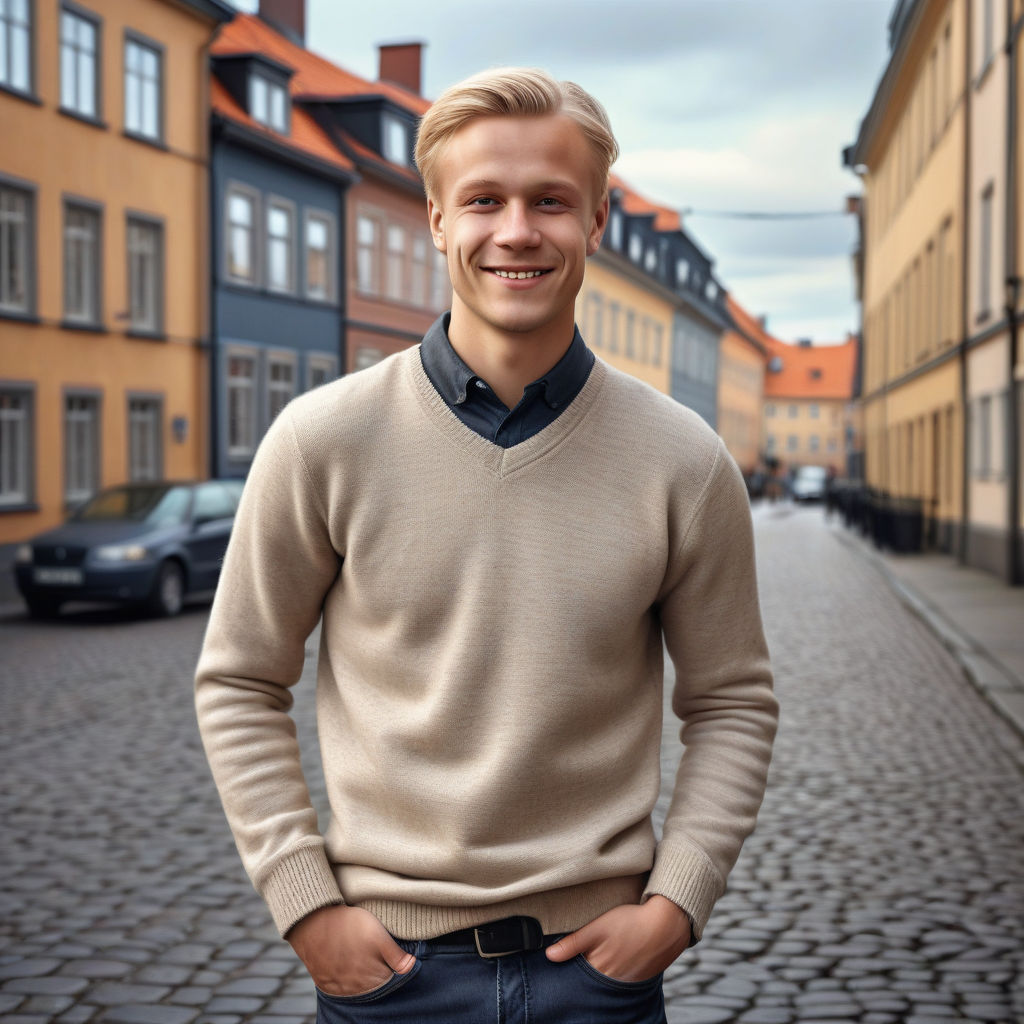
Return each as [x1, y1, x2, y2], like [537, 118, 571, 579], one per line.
[493, 201, 541, 249]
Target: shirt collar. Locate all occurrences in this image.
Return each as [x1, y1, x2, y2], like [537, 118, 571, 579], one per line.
[419, 312, 594, 410]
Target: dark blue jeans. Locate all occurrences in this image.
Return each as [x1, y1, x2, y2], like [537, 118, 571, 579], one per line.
[315, 935, 667, 1024]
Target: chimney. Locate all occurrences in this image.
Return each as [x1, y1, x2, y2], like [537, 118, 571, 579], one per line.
[798, 338, 813, 347]
[379, 42, 424, 95]
[259, 0, 305, 46]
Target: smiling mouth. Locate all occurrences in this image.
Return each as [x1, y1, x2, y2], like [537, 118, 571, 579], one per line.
[487, 268, 552, 280]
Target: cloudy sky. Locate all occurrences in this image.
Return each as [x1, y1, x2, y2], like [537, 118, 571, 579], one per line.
[238, 0, 895, 342]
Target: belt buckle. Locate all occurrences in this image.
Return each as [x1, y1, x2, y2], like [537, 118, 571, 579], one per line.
[473, 916, 543, 959]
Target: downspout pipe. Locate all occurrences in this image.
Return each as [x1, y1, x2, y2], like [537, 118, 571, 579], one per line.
[1007, 0, 1021, 584]
[959, 0, 973, 564]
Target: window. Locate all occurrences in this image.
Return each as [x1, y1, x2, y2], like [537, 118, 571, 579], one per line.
[307, 354, 336, 390]
[765, 403, 776, 417]
[127, 216, 162, 333]
[267, 354, 295, 421]
[124, 37, 161, 141]
[644, 247, 657, 273]
[809, 435, 820, 452]
[0, 388, 31, 505]
[354, 347, 383, 371]
[266, 199, 295, 293]
[788, 404, 798, 419]
[677, 258, 689, 286]
[431, 249, 448, 310]
[356, 214, 380, 295]
[226, 186, 257, 284]
[250, 73, 287, 133]
[226, 352, 257, 457]
[0, 0, 31, 93]
[766, 434, 776, 453]
[305, 210, 335, 301]
[410, 234, 429, 307]
[64, 393, 99, 504]
[127, 396, 161, 481]
[629, 232, 642, 263]
[0, 183, 32, 314]
[382, 113, 409, 166]
[386, 223, 405, 301]
[978, 184, 993, 320]
[609, 211, 622, 250]
[60, 5, 99, 119]
[625, 311, 636, 359]
[787, 435, 799, 452]
[652, 324, 663, 367]
[608, 302, 620, 353]
[588, 292, 604, 348]
[809, 404, 820, 419]
[63, 201, 101, 324]
[194, 481, 239, 522]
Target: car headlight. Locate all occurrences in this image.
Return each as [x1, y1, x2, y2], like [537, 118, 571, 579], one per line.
[15, 544, 33, 564]
[94, 544, 150, 562]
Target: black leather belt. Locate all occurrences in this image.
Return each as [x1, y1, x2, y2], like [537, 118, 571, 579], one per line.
[438, 916, 546, 958]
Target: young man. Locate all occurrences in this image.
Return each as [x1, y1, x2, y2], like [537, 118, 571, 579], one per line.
[195, 67, 777, 1023]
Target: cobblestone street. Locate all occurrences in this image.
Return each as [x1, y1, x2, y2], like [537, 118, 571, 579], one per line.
[1, 505, 1022, 1024]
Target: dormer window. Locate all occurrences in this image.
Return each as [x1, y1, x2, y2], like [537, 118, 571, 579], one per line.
[250, 72, 288, 133]
[382, 113, 410, 166]
[644, 246, 657, 272]
[609, 211, 623, 250]
[677, 258, 690, 286]
[628, 232, 642, 263]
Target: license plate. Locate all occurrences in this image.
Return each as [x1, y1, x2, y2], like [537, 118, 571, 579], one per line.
[34, 567, 83, 585]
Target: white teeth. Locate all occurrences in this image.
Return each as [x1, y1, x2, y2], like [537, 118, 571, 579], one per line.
[494, 269, 546, 279]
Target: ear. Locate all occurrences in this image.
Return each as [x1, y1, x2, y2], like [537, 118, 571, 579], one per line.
[586, 191, 610, 257]
[428, 197, 447, 253]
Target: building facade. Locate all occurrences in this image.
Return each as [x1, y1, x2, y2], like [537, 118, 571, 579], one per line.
[0, 0, 231, 544]
[846, 0, 1024, 580]
[720, 298, 769, 475]
[763, 338, 857, 473]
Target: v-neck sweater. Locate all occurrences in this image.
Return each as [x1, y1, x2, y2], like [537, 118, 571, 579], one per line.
[195, 345, 778, 942]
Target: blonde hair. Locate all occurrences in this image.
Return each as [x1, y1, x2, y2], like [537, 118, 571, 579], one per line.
[415, 67, 619, 200]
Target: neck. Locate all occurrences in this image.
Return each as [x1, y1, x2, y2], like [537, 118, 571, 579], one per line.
[446, 304, 576, 410]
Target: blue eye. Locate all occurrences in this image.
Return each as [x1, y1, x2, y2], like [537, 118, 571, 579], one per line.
[471, 197, 497, 206]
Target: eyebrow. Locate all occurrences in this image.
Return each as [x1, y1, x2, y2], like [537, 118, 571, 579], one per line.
[453, 179, 585, 201]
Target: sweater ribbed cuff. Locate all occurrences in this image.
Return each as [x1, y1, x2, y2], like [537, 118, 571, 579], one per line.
[259, 843, 345, 937]
[643, 841, 724, 942]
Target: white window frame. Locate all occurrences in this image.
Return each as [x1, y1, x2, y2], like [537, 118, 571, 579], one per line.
[609, 211, 623, 250]
[0, 387, 33, 506]
[410, 233, 430, 308]
[306, 352, 337, 391]
[60, 4, 99, 119]
[63, 199, 101, 325]
[304, 208, 336, 302]
[124, 35, 162, 142]
[225, 183, 259, 286]
[127, 394, 162, 481]
[266, 196, 296, 294]
[0, 182, 33, 314]
[250, 72, 288, 133]
[0, 0, 32, 93]
[356, 212, 381, 295]
[267, 351, 296, 422]
[385, 222, 406, 301]
[64, 391, 100, 505]
[126, 214, 162, 334]
[382, 113, 409, 166]
[226, 348, 258, 458]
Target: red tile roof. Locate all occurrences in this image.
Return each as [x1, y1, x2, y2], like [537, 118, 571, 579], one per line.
[212, 14, 430, 115]
[210, 77, 354, 173]
[763, 334, 857, 400]
[608, 173, 682, 232]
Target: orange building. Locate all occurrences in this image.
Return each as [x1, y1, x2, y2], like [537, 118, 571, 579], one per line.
[763, 337, 858, 473]
[0, 0, 232, 544]
[720, 298, 770, 475]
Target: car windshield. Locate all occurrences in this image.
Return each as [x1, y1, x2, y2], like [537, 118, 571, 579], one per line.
[797, 467, 827, 481]
[73, 485, 192, 526]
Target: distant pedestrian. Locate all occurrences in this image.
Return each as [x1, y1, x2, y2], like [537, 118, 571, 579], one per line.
[195, 66, 778, 1023]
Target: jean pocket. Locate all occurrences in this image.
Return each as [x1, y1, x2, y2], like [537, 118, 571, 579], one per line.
[315, 960, 421, 1006]
[573, 954, 664, 991]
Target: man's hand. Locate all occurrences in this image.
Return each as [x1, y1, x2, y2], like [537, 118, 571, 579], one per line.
[544, 895, 691, 983]
[287, 905, 416, 997]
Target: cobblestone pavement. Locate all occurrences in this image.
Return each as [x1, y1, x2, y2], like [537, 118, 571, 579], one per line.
[1, 504, 1022, 1024]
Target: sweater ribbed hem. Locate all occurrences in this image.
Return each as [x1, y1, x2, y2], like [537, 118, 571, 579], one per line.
[643, 841, 724, 942]
[259, 843, 345, 937]
[357, 874, 647, 940]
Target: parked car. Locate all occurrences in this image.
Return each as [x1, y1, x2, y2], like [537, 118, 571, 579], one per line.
[790, 465, 829, 503]
[15, 480, 244, 619]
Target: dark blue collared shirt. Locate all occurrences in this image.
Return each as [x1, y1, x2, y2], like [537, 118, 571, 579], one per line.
[419, 313, 595, 449]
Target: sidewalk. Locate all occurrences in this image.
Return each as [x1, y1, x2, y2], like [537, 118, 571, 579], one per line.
[832, 517, 1024, 740]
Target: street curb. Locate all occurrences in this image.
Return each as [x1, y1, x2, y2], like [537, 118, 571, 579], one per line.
[832, 524, 1024, 746]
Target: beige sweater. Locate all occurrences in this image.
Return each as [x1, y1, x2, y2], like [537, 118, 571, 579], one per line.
[194, 347, 777, 941]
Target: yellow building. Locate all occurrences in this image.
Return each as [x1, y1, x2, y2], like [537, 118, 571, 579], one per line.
[0, 0, 231, 545]
[845, 0, 968, 557]
[721, 298, 769, 475]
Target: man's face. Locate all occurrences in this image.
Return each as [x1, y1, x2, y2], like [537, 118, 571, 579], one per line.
[428, 114, 608, 345]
